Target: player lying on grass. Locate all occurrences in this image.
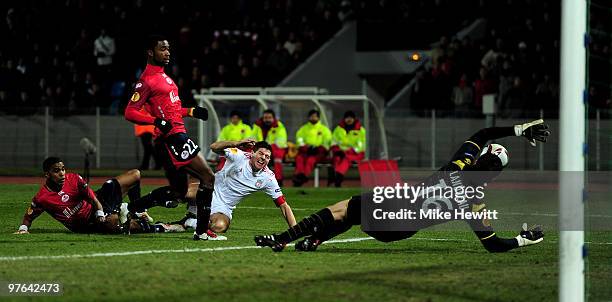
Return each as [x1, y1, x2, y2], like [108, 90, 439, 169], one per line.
[126, 140, 298, 240]
[14, 157, 180, 234]
[255, 119, 550, 253]
[198, 140, 296, 239]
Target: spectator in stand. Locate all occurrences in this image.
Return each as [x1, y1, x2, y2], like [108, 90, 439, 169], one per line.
[410, 68, 434, 116]
[284, 32, 299, 55]
[452, 73, 474, 117]
[473, 66, 497, 113]
[501, 76, 529, 118]
[481, 38, 506, 72]
[534, 74, 558, 112]
[252, 109, 288, 186]
[266, 42, 291, 83]
[292, 109, 332, 187]
[93, 28, 116, 76]
[329, 111, 365, 187]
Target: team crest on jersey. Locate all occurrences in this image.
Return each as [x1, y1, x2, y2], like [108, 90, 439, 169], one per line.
[169, 91, 180, 103]
[131, 92, 140, 102]
[255, 179, 264, 188]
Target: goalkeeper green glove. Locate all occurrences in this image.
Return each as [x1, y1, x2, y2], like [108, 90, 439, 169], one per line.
[515, 223, 544, 247]
[514, 119, 551, 147]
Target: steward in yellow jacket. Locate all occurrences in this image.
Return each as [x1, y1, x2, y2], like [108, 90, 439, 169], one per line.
[292, 109, 332, 187]
[330, 110, 366, 187]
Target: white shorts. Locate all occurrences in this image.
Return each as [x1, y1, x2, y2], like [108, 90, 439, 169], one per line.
[210, 198, 234, 220]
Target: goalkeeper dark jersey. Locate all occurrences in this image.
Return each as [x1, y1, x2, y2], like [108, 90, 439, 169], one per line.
[358, 127, 518, 241]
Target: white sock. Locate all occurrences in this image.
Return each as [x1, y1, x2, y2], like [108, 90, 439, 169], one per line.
[184, 218, 197, 229]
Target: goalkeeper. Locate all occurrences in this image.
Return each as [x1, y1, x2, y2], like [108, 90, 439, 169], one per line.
[255, 119, 550, 253]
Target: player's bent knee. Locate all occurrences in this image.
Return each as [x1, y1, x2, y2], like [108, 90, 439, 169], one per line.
[210, 214, 230, 233]
[328, 200, 350, 221]
[130, 169, 141, 181]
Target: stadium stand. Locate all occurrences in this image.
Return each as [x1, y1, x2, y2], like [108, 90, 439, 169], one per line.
[0, 0, 343, 115]
[1, 0, 608, 117]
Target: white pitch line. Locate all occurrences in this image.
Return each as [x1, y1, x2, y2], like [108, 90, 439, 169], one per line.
[1, 236, 610, 262]
[0, 237, 372, 262]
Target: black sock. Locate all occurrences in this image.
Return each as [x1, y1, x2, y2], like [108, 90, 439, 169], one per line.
[334, 174, 344, 187]
[276, 208, 335, 244]
[127, 186, 174, 213]
[312, 220, 352, 242]
[127, 182, 141, 203]
[195, 187, 213, 235]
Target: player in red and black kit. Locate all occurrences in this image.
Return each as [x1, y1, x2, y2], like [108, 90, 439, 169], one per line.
[14, 157, 177, 234]
[124, 35, 219, 240]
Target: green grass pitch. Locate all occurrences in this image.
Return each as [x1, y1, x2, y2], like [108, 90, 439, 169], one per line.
[0, 184, 610, 302]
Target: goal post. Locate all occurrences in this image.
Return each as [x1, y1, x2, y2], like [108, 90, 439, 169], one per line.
[559, 0, 586, 301]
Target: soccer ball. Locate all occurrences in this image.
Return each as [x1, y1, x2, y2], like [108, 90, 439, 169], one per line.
[480, 143, 509, 167]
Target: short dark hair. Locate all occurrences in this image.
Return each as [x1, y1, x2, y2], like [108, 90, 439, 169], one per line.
[253, 141, 272, 153]
[308, 109, 319, 117]
[42, 157, 63, 172]
[230, 110, 241, 118]
[344, 110, 356, 119]
[262, 109, 276, 118]
[146, 34, 167, 51]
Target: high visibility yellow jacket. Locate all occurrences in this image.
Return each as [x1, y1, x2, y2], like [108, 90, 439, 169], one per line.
[218, 120, 253, 141]
[296, 121, 332, 149]
[332, 120, 366, 153]
[252, 118, 288, 148]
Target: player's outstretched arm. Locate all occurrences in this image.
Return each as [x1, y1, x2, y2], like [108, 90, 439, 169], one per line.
[182, 107, 208, 121]
[467, 119, 551, 149]
[210, 139, 256, 154]
[14, 204, 45, 234]
[279, 202, 297, 227]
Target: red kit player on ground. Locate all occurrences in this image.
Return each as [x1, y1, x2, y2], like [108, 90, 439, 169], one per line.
[14, 157, 152, 234]
[124, 35, 220, 240]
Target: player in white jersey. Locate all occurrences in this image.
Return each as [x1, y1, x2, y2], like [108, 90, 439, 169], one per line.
[192, 139, 297, 240]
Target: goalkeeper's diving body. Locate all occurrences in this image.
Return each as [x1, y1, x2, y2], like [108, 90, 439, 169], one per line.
[255, 120, 550, 252]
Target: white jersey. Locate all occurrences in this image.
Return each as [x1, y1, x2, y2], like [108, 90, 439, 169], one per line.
[212, 148, 283, 209]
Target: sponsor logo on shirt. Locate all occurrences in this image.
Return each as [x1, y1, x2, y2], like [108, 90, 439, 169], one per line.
[181, 150, 189, 159]
[135, 82, 143, 89]
[131, 92, 140, 102]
